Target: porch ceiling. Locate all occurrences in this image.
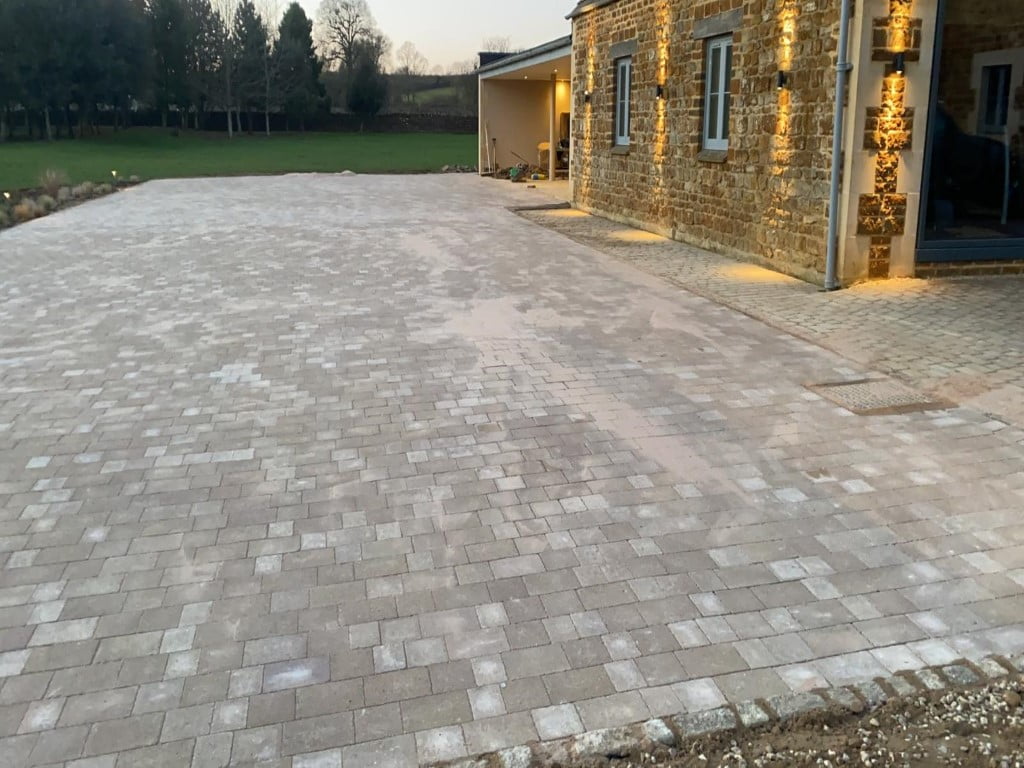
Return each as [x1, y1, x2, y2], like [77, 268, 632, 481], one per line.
[479, 52, 572, 82]
[483, 55, 573, 81]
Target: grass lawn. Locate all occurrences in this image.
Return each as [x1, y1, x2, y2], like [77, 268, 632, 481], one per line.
[0, 129, 477, 189]
[411, 86, 458, 106]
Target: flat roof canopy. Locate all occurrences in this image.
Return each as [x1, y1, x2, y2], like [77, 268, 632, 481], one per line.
[477, 36, 572, 81]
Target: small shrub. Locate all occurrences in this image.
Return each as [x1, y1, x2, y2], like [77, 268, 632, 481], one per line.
[39, 168, 70, 197]
[97, 183, 113, 195]
[37, 195, 56, 212]
[57, 186, 72, 203]
[0, 209, 10, 228]
[13, 200, 40, 222]
[129, 175, 141, 183]
[72, 181, 95, 199]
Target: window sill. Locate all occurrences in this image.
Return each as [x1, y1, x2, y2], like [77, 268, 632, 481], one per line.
[698, 149, 728, 163]
[611, 145, 631, 155]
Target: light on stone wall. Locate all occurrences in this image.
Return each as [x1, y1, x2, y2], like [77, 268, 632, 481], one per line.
[578, 17, 597, 205]
[769, 0, 798, 224]
[651, 0, 671, 221]
[778, 2, 797, 71]
[873, 74, 907, 150]
[886, 0, 913, 56]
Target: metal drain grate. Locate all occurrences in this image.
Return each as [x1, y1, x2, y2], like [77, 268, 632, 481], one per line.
[807, 378, 946, 415]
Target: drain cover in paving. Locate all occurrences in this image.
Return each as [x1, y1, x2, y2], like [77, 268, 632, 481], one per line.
[807, 378, 947, 415]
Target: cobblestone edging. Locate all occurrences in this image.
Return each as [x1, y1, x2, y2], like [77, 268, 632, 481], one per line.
[432, 654, 1024, 768]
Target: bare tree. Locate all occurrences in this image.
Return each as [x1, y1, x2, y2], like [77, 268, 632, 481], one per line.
[211, 0, 237, 137]
[316, 0, 375, 72]
[255, 0, 280, 135]
[362, 31, 390, 71]
[481, 36, 512, 53]
[394, 41, 427, 76]
[448, 59, 477, 76]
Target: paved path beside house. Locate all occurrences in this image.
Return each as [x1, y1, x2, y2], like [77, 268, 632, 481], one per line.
[0, 174, 1023, 768]
[522, 206, 1024, 429]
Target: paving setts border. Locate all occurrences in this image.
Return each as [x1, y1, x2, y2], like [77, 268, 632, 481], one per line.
[432, 654, 1024, 768]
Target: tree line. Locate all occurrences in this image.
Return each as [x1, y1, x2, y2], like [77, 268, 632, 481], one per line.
[0, 0, 393, 141]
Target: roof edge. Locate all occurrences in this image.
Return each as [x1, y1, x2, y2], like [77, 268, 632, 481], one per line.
[475, 35, 573, 76]
[567, 0, 619, 20]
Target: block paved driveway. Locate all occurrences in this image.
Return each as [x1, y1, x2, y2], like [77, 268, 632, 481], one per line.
[522, 207, 1024, 428]
[1, 175, 1023, 767]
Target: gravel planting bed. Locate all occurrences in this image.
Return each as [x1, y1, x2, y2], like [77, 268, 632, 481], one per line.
[439, 657, 1024, 768]
[602, 676, 1024, 768]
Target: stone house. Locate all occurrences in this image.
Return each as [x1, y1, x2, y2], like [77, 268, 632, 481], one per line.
[566, 0, 1024, 285]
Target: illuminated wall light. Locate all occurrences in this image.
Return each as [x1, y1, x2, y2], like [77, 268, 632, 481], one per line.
[579, 18, 597, 203]
[767, 0, 799, 236]
[892, 51, 906, 76]
[655, 0, 670, 97]
[860, 0, 915, 279]
[650, 0, 671, 227]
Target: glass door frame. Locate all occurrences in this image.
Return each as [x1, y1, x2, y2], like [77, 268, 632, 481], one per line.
[916, 0, 1024, 262]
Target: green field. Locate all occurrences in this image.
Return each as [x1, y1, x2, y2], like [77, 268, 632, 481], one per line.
[0, 129, 477, 190]
[411, 86, 458, 106]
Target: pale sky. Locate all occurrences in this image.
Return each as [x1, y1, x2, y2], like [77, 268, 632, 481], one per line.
[295, 0, 571, 71]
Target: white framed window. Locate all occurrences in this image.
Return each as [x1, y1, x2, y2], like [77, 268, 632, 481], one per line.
[979, 64, 1012, 134]
[703, 35, 733, 151]
[614, 56, 632, 146]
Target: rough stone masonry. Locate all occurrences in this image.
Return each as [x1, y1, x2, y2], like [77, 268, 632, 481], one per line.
[571, 0, 841, 282]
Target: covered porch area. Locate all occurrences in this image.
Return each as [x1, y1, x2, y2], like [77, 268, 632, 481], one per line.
[477, 36, 572, 183]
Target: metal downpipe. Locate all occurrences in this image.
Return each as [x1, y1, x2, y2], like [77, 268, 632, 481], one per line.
[824, 0, 854, 291]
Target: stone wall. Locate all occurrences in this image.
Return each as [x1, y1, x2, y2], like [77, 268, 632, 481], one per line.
[571, 0, 843, 282]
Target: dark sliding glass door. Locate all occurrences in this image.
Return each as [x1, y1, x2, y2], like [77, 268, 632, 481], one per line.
[919, 0, 1024, 261]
